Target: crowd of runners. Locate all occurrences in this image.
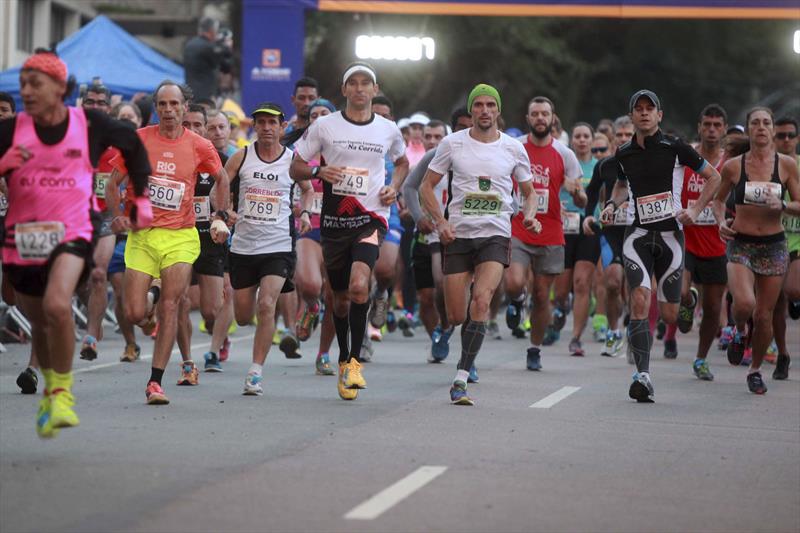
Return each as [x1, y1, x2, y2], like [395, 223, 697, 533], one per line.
[0, 48, 798, 438]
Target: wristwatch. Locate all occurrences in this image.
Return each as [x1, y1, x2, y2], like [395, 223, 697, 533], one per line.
[214, 209, 229, 223]
[311, 166, 320, 179]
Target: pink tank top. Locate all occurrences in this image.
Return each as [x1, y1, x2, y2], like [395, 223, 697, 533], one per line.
[3, 107, 94, 266]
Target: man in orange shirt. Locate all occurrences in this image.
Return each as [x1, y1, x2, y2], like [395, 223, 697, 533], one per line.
[107, 81, 230, 405]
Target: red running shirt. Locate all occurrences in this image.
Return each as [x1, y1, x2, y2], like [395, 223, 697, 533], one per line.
[682, 157, 725, 258]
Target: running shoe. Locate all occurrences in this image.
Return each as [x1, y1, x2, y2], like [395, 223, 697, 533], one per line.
[337, 363, 358, 400]
[120, 343, 141, 363]
[512, 327, 527, 339]
[602, 331, 624, 357]
[677, 287, 698, 334]
[428, 325, 443, 363]
[629, 372, 654, 403]
[360, 337, 374, 363]
[141, 286, 160, 336]
[593, 326, 608, 343]
[199, 318, 209, 334]
[526, 346, 542, 371]
[342, 359, 367, 389]
[727, 327, 748, 366]
[79, 335, 98, 361]
[747, 371, 767, 394]
[655, 320, 666, 340]
[296, 301, 320, 341]
[204, 351, 223, 372]
[468, 365, 479, 384]
[176, 361, 199, 386]
[789, 301, 800, 320]
[16, 367, 38, 394]
[693, 358, 714, 381]
[36, 396, 59, 439]
[272, 328, 283, 345]
[315, 352, 335, 376]
[551, 307, 567, 332]
[773, 354, 790, 380]
[569, 338, 584, 357]
[368, 324, 383, 342]
[488, 320, 501, 340]
[506, 299, 524, 330]
[718, 325, 734, 350]
[369, 295, 389, 328]
[542, 326, 559, 346]
[764, 341, 778, 365]
[279, 333, 302, 359]
[228, 321, 238, 334]
[663, 338, 678, 359]
[386, 309, 397, 332]
[243, 372, 263, 396]
[219, 337, 231, 362]
[450, 380, 474, 406]
[145, 381, 169, 404]
[398, 312, 415, 338]
[430, 326, 454, 363]
[50, 389, 80, 429]
[741, 347, 752, 367]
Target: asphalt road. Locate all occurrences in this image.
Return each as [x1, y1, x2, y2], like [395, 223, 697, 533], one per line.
[1, 313, 798, 533]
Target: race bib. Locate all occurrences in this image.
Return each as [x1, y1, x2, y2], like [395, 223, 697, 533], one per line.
[311, 192, 323, 215]
[15, 221, 64, 261]
[562, 212, 581, 234]
[462, 192, 502, 216]
[94, 172, 110, 199]
[783, 215, 800, 234]
[636, 191, 673, 224]
[744, 181, 782, 206]
[520, 189, 549, 214]
[193, 196, 210, 222]
[148, 176, 185, 211]
[244, 192, 281, 224]
[609, 206, 628, 226]
[688, 199, 715, 226]
[332, 167, 369, 197]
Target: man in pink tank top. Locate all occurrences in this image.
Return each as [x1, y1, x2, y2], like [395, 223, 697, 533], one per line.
[0, 50, 153, 438]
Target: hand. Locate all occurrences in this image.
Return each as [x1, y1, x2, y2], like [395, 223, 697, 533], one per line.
[582, 216, 597, 235]
[0, 145, 31, 175]
[111, 216, 131, 233]
[226, 209, 238, 227]
[718, 218, 736, 241]
[523, 215, 542, 234]
[379, 185, 397, 206]
[437, 219, 455, 245]
[676, 207, 697, 226]
[299, 213, 312, 235]
[130, 196, 153, 229]
[600, 204, 615, 225]
[318, 166, 344, 185]
[765, 193, 783, 211]
[417, 217, 435, 234]
[210, 218, 230, 244]
[564, 178, 579, 195]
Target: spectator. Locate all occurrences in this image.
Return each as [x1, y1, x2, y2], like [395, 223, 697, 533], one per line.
[183, 17, 233, 101]
[0, 92, 15, 120]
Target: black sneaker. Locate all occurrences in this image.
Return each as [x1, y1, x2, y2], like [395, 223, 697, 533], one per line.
[727, 328, 748, 366]
[747, 371, 767, 394]
[789, 301, 800, 320]
[506, 299, 524, 330]
[526, 347, 542, 371]
[663, 339, 678, 359]
[773, 354, 790, 380]
[677, 287, 698, 334]
[655, 320, 667, 340]
[16, 367, 38, 394]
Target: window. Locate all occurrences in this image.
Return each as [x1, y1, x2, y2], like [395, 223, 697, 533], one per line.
[50, 4, 67, 45]
[17, 0, 35, 52]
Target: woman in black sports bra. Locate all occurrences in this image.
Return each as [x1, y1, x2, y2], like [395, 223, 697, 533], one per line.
[713, 106, 800, 395]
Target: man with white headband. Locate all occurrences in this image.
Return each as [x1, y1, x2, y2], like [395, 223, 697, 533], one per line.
[290, 62, 409, 401]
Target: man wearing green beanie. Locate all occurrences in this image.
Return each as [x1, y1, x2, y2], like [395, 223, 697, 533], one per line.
[419, 84, 542, 406]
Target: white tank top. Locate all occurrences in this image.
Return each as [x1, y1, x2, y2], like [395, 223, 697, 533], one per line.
[231, 143, 295, 255]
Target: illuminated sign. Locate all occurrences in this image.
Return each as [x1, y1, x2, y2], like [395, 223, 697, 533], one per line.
[355, 35, 435, 61]
[794, 30, 800, 54]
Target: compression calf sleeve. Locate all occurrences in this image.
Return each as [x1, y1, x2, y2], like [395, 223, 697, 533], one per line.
[457, 320, 487, 372]
[628, 319, 652, 373]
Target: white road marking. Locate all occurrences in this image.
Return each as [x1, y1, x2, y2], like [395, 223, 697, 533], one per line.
[74, 333, 256, 374]
[529, 386, 581, 408]
[344, 466, 448, 520]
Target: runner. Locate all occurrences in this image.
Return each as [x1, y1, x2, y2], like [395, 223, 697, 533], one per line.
[504, 96, 584, 371]
[772, 115, 799, 380]
[420, 84, 541, 405]
[286, 77, 319, 133]
[601, 90, 721, 402]
[675, 104, 729, 381]
[107, 80, 229, 405]
[0, 50, 152, 436]
[714, 107, 800, 393]
[226, 102, 313, 396]
[403, 108, 473, 363]
[290, 62, 409, 401]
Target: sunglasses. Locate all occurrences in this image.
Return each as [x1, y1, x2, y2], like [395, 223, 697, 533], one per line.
[83, 99, 109, 106]
[775, 132, 798, 140]
[591, 146, 609, 153]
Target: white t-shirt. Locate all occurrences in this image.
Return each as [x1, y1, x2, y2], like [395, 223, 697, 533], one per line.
[428, 129, 533, 239]
[293, 111, 406, 233]
[231, 143, 296, 255]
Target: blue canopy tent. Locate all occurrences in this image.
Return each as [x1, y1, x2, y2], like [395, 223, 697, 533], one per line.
[0, 15, 184, 106]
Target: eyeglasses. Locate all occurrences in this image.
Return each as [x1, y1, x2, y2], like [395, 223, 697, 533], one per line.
[775, 132, 798, 140]
[83, 99, 109, 107]
[591, 147, 609, 153]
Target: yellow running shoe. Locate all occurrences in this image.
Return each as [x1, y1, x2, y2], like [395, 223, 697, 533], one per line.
[50, 389, 80, 429]
[337, 363, 358, 400]
[343, 359, 367, 390]
[272, 329, 282, 345]
[36, 396, 59, 439]
[228, 321, 238, 334]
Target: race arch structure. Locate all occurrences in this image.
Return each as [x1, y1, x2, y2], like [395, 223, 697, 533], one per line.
[241, 0, 800, 118]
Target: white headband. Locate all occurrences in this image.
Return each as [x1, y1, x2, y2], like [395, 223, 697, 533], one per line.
[342, 65, 377, 85]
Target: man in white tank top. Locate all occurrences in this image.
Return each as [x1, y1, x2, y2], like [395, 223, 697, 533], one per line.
[224, 102, 313, 396]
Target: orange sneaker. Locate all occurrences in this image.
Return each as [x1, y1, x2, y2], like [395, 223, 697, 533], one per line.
[145, 381, 169, 405]
[176, 361, 199, 386]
